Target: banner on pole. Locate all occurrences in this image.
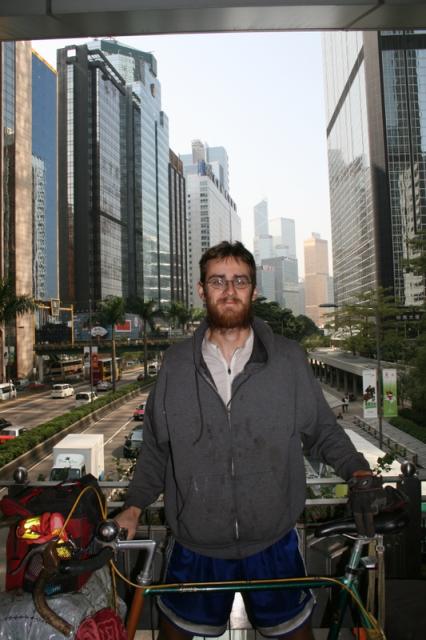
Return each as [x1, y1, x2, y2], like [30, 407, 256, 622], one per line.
[362, 369, 378, 419]
[383, 368, 398, 418]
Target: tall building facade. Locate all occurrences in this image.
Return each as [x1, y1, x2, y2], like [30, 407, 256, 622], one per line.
[323, 30, 426, 306]
[182, 141, 240, 308]
[253, 199, 272, 265]
[32, 51, 57, 300]
[98, 39, 171, 306]
[169, 149, 188, 306]
[57, 43, 142, 306]
[270, 217, 297, 259]
[304, 233, 332, 327]
[180, 141, 229, 192]
[0, 42, 34, 380]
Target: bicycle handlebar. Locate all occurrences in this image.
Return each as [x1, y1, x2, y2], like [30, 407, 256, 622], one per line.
[33, 519, 157, 636]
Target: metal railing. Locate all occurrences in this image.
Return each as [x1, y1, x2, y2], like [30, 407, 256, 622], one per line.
[352, 415, 419, 465]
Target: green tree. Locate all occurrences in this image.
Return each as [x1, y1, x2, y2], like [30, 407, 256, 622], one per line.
[329, 289, 400, 360]
[126, 297, 158, 380]
[97, 296, 126, 392]
[0, 278, 37, 382]
[164, 302, 191, 335]
[252, 297, 314, 341]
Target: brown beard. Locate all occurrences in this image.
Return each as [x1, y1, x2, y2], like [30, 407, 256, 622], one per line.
[205, 295, 253, 330]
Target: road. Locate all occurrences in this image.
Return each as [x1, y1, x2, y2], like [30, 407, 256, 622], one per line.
[26, 389, 150, 482]
[0, 367, 143, 430]
[0, 387, 151, 590]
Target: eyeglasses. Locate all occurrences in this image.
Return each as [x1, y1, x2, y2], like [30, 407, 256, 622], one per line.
[205, 276, 252, 290]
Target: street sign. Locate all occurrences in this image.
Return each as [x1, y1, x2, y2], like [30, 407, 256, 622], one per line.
[91, 326, 108, 337]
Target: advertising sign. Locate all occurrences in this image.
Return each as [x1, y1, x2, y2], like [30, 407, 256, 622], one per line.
[115, 320, 131, 332]
[382, 368, 398, 418]
[362, 369, 378, 419]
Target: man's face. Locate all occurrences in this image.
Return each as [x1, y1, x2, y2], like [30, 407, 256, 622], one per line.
[198, 257, 257, 329]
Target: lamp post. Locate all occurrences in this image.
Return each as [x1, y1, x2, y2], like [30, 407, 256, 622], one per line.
[319, 301, 383, 450]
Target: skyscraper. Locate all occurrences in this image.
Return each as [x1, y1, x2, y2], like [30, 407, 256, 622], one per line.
[0, 42, 33, 380]
[32, 51, 57, 300]
[57, 43, 142, 306]
[253, 199, 272, 265]
[270, 217, 297, 259]
[97, 39, 171, 306]
[169, 150, 188, 306]
[323, 30, 426, 306]
[181, 141, 241, 308]
[304, 233, 331, 327]
[180, 140, 229, 192]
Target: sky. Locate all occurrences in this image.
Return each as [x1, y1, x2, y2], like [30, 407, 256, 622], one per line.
[32, 32, 332, 277]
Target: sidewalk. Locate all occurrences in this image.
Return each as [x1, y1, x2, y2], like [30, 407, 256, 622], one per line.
[321, 382, 426, 469]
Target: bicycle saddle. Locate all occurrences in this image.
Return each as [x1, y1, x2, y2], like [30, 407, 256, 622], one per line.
[313, 508, 409, 537]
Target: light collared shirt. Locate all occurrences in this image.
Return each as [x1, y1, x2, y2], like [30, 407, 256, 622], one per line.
[202, 328, 254, 406]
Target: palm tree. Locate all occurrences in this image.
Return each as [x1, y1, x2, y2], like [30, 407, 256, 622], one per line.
[0, 278, 37, 382]
[126, 297, 158, 380]
[164, 301, 191, 335]
[97, 296, 126, 392]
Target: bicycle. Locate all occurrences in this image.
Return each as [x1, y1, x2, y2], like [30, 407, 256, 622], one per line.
[135, 509, 408, 640]
[9, 502, 408, 639]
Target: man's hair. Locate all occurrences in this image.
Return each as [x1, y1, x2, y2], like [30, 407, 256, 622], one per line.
[199, 241, 257, 287]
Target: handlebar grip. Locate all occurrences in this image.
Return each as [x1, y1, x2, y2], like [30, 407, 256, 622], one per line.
[60, 546, 114, 576]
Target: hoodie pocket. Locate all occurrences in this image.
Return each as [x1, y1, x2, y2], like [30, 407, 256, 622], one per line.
[235, 470, 287, 543]
[177, 474, 236, 546]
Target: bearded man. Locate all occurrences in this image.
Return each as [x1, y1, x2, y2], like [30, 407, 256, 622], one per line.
[116, 241, 381, 640]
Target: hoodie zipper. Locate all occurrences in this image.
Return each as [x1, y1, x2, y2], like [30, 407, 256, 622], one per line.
[197, 366, 241, 540]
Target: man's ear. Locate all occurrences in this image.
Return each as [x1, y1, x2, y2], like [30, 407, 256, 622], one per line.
[197, 281, 206, 302]
[251, 287, 258, 302]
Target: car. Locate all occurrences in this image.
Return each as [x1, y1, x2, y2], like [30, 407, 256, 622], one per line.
[147, 362, 160, 376]
[123, 428, 143, 458]
[50, 383, 74, 398]
[96, 380, 113, 392]
[28, 381, 48, 391]
[75, 390, 98, 406]
[0, 417, 12, 429]
[133, 402, 146, 421]
[0, 426, 28, 437]
[13, 378, 30, 391]
[0, 425, 28, 444]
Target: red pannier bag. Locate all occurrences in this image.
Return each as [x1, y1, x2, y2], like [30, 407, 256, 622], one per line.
[0, 474, 105, 593]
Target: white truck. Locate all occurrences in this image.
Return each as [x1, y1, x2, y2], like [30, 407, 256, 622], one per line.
[50, 433, 105, 482]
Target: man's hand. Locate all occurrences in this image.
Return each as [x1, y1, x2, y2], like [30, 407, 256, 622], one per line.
[114, 506, 142, 540]
[348, 473, 387, 537]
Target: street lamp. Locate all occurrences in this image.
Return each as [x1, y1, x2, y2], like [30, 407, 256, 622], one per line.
[319, 302, 383, 450]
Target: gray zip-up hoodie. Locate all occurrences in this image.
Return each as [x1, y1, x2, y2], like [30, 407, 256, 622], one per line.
[125, 317, 369, 558]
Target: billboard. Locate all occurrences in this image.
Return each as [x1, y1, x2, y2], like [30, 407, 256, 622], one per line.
[382, 368, 398, 418]
[362, 369, 378, 419]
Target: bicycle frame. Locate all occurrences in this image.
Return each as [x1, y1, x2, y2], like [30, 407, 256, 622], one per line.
[142, 536, 380, 640]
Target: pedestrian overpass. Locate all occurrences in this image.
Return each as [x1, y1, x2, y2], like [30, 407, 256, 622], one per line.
[1, 1, 426, 41]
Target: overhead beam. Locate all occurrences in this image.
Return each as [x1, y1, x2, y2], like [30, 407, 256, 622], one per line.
[1, 2, 426, 41]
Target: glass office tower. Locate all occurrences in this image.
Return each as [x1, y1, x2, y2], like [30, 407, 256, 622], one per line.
[57, 44, 142, 306]
[94, 39, 171, 306]
[32, 51, 57, 300]
[323, 31, 426, 306]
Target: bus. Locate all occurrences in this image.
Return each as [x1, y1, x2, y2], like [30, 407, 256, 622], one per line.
[45, 356, 84, 383]
[92, 357, 122, 385]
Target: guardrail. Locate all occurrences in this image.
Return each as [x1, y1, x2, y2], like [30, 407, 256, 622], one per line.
[352, 415, 419, 465]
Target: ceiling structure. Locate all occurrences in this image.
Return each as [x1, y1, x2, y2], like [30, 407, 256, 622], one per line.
[1, 1, 426, 42]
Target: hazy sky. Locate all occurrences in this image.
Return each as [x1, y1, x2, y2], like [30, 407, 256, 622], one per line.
[32, 31, 331, 276]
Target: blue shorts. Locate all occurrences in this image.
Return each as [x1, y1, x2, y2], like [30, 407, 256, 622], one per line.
[157, 530, 315, 637]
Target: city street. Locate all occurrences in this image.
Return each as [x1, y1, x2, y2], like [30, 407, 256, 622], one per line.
[0, 367, 143, 430]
